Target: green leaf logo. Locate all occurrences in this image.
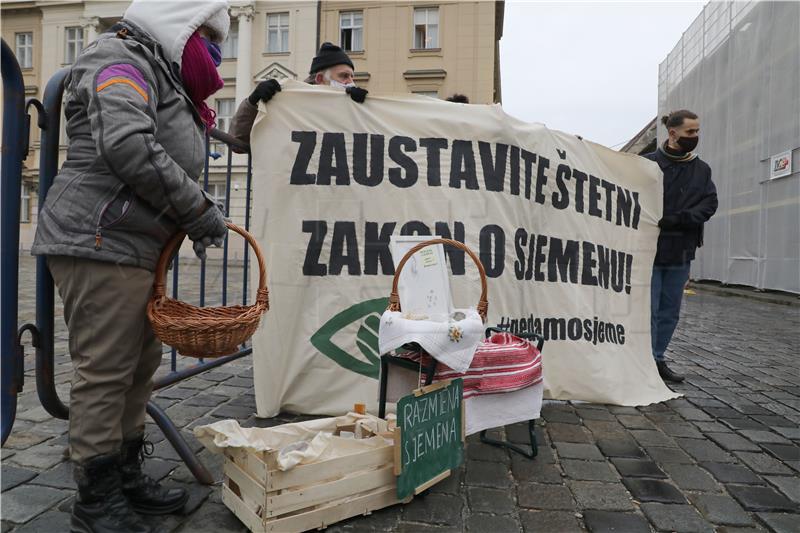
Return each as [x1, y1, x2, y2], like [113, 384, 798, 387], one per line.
[310, 297, 389, 379]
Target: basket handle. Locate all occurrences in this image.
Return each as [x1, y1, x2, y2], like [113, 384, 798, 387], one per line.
[152, 221, 269, 308]
[388, 238, 488, 322]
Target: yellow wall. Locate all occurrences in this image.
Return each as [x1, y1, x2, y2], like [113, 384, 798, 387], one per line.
[319, 0, 500, 103]
[2, 7, 43, 95]
[2, 4, 48, 245]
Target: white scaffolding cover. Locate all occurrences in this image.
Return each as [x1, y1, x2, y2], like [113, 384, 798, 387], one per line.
[657, 1, 800, 293]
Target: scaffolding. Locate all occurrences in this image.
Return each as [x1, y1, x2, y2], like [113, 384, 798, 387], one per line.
[657, 1, 800, 293]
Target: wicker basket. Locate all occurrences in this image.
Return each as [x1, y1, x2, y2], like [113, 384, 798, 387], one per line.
[387, 238, 488, 322]
[147, 222, 269, 358]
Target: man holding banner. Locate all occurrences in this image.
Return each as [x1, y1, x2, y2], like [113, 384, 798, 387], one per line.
[229, 42, 367, 149]
[645, 110, 718, 383]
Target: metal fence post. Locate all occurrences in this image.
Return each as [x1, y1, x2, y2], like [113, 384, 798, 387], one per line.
[1, 39, 29, 445]
[36, 68, 71, 420]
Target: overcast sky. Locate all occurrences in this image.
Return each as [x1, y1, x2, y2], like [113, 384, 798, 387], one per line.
[500, 0, 705, 148]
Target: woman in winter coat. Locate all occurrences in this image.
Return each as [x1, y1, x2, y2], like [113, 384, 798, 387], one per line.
[31, 1, 230, 531]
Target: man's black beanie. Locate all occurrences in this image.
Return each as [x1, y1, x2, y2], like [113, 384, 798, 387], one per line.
[309, 42, 354, 75]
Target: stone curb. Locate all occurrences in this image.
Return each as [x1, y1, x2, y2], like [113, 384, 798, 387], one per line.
[688, 281, 800, 307]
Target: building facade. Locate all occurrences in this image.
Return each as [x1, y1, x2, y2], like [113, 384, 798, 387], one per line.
[2, 0, 504, 252]
[319, 0, 503, 103]
[619, 118, 656, 156]
[657, 1, 799, 293]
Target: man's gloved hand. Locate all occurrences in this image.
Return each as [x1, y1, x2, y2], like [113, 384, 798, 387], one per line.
[658, 214, 681, 229]
[183, 202, 228, 260]
[248, 79, 281, 106]
[346, 86, 368, 103]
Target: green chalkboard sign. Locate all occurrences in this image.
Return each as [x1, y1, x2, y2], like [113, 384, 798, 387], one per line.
[395, 378, 464, 500]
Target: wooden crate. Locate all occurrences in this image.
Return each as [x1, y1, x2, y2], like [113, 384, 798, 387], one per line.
[220, 439, 409, 532]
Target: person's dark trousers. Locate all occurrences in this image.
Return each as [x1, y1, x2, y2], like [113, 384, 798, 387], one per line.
[651, 261, 691, 361]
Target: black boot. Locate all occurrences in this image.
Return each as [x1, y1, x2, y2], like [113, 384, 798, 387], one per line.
[71, 453, 153, 533]
[120, 435, 188, 515]
[657, 360, 685, 383]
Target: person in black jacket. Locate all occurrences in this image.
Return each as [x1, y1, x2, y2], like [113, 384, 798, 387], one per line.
[644, 110, 718, 383]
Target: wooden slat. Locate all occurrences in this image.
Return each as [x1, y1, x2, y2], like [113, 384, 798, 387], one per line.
[264, 486, 402, 533]
[393, 427, 402, 476]
[262, 450, 280, 471]
[461, 400, 466, 442]
[413, 379, 451, 397]
[225, 448, 268, 483]
[225, 459, 266, 507]
[266, 465, 395, 518]
[266, 445, 393, 491]
[414, 469, 450, 494]
[222, 484, 265, 532]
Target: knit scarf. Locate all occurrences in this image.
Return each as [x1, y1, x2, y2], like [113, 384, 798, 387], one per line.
[180, 32, 224, 130]
[659, 140, 697, 162]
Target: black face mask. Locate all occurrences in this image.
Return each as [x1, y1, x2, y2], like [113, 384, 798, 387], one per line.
[677, 136, 699, 152]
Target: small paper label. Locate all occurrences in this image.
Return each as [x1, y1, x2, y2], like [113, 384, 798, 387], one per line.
[418, 248, 438, 267]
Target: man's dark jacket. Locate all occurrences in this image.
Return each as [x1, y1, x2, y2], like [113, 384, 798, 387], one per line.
[644, 148, 718, 265]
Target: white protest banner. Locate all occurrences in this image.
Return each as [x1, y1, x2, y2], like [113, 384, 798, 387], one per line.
[249, 80, 678, 417]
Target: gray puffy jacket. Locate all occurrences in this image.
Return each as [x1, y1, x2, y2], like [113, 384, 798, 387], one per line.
[32, 21, 210, 271]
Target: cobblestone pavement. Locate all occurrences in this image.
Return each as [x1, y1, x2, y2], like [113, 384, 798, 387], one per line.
[2, 255, 799, 532]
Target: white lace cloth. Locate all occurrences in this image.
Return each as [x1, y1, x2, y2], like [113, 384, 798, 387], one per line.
[378, 308, 484, 373]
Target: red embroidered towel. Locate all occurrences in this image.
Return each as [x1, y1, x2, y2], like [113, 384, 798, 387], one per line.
[405, 332, 543, 399]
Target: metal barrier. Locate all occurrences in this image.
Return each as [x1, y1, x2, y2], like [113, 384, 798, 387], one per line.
[1, 39, 29, 446]
[1, 41, 255, 485]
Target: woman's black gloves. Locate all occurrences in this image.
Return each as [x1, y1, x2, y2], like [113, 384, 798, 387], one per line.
[185, 196, 228, 260]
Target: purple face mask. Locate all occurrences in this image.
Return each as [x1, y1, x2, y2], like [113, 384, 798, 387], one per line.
[201, 37, 222, 67]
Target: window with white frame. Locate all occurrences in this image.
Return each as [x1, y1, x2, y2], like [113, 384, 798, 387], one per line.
[208, 182, 227, 207]
[413, 7, 439, 49]
[64, 26, 84, 64]
[15, 32, 33, 69]
[216, 98, 235, 133]
[340, 11, 363, 52]
[221, 20, 238, 59]
[413, 90, 439, 98]
[20, 183, 31, 223]
[209, 98, 235, 156]
[266, 13, 290, 53]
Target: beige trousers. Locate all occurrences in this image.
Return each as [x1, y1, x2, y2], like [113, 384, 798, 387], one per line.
[48, 256, 163, 462]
